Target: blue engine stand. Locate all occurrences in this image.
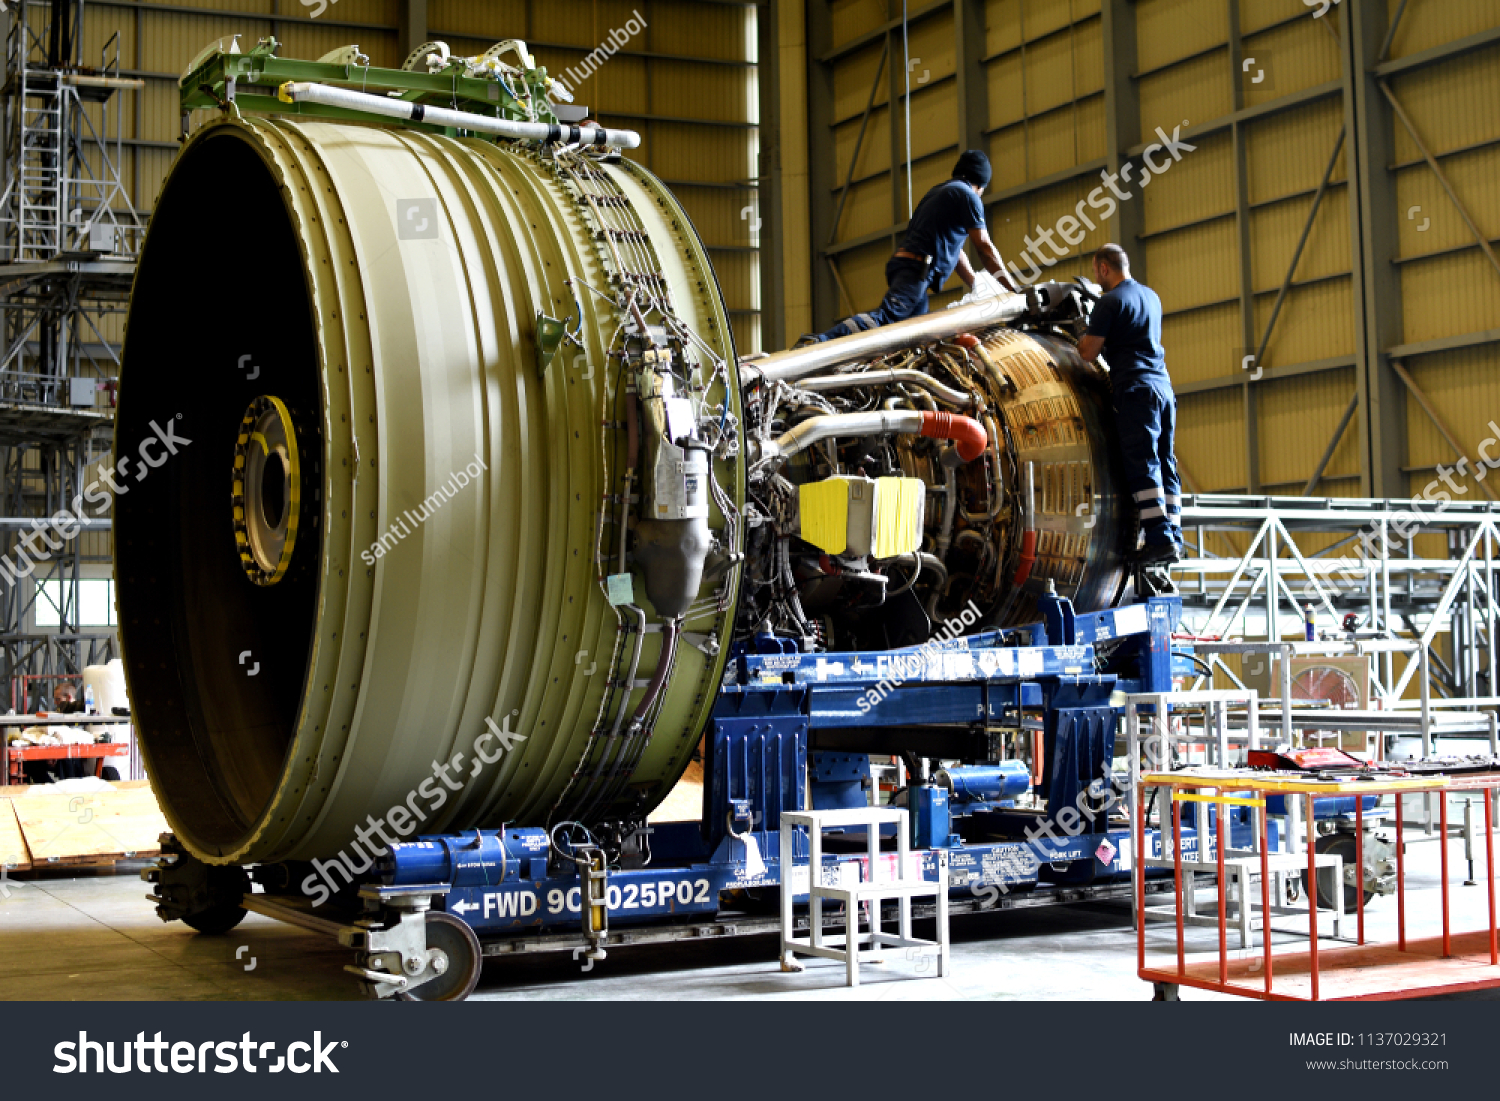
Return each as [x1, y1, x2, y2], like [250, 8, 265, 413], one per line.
[367, 593, 1290, 956]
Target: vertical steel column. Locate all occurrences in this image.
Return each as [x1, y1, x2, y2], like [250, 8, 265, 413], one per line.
[1266, 523, 1279, 644]
[805, 0, 838, 330]
[1227, 0, 1258, 493]
[954, 0, 986, 277]
[886, 2, 903, 239]
[398, 0, 428, 63]
[1466, 558, 1478, 697]
[1343, 2, 1407, 497]
[1100, 0, 1144, 281]
[132, 3, 141, 207]
[757, 2, 785, 353]
[1383, 517, 1393, 689]
[1421, 642, 1433, 835]
[953, 0, 986, 153]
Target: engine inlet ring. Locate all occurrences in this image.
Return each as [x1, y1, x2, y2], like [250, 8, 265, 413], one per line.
[233, 395, 301, 586]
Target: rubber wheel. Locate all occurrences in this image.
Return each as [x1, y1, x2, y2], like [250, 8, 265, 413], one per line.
[180, 864, 250, 934]
[1303, 832, 1375, 913]
[1151, 982, 1180, 1002]
[182, 903, 248, 935]
[396, 912, 483, 1001]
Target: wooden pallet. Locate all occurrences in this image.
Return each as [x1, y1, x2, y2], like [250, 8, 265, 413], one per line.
[0, 796, 26, 870]
[1, 780, 165, 868]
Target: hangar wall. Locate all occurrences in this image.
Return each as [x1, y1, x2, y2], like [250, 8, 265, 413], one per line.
[802, 0, 1500, 505]
[72, 0, 764, 352]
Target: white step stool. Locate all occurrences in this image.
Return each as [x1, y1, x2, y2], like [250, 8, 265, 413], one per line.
[778, 807, 949, 987]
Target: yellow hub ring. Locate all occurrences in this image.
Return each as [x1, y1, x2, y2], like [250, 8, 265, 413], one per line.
[233, 395, 301, 586]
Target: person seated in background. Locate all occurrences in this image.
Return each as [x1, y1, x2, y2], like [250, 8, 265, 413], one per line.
[52, 683, 84, 715]
[19, 683, 91, 783]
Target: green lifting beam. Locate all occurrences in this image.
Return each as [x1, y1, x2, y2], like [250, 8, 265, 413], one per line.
[179, 36, 562, 136]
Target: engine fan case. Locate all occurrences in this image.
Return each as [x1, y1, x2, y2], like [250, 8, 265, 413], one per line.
[114, 117, 743, 864]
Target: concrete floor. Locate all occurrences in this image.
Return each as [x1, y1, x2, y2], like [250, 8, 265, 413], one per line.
[0, 841, 1496, 1001]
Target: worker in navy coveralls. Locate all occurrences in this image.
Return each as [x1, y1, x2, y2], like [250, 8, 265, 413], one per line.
[1077, 244, 1183, 566]
[800, 150, 1017, 344]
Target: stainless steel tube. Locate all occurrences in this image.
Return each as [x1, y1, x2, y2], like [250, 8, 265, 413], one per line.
[743, 292, 1028, 385]
[758, 410, 924, 465]
[796, 369, 975, 408]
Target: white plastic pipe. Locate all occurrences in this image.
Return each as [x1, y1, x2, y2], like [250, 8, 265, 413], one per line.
[277, 81, 642, 148]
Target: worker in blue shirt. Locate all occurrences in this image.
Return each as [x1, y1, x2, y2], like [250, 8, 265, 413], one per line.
[799, 150, 1017, 344]
[1077, 244, 1183, 567]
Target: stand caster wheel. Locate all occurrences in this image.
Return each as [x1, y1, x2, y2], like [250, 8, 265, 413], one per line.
[395, 912, 483, 1001]
[1151, 982, 1180, 1001]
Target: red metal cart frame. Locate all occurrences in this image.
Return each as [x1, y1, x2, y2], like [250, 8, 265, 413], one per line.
[1134, 769, 1500, 1001]
[6, 743, 128, 784]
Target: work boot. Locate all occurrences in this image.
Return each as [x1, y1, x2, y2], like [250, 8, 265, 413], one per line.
[1137, 564, 1178, 597]
[793, 333, 821, 349]
[1137, 542, 1183, 568]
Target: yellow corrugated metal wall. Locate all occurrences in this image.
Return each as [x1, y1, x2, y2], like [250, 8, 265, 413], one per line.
[1385, 3, 1500, 504]
[75, 1, 761, 351]
[808, 0, 1500, 502]
[428, 1, 762, 350]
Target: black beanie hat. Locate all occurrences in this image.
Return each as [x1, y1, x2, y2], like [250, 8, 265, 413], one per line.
[953, 149, 992, 189]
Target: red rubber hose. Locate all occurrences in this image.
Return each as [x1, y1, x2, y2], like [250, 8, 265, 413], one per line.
[919, 410, 987, 462]
[1013, 529, 1038, 586]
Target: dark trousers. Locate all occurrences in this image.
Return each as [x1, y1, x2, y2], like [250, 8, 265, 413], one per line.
[1114, 379, 1182, 548]
[813, 256, 930, 341]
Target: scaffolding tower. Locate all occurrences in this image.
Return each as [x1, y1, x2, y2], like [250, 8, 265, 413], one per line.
[0, 1, 142, 710]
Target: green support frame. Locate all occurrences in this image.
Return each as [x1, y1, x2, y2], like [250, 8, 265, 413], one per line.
[178, 36, 561, 133]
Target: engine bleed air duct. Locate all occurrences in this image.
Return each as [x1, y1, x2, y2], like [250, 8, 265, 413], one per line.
[115, 114, 744, 865]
